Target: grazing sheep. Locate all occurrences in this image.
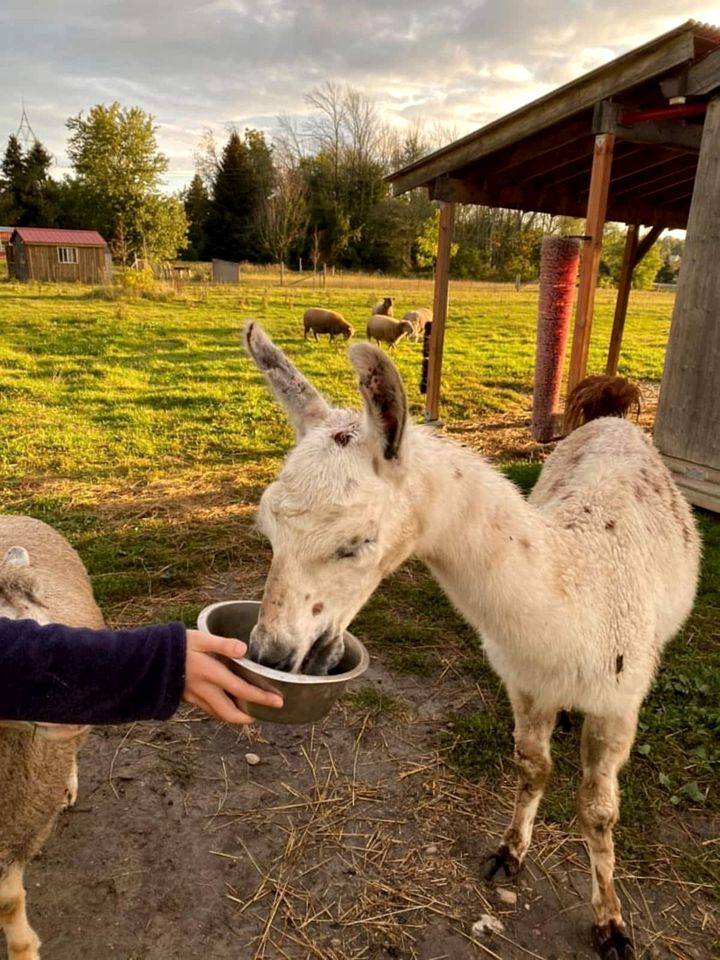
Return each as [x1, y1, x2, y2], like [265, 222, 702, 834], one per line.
[303, 308, 354, 342]
[402, 308, 432, 339]
[366, 314, 414, 348]
[0, 516, 104, 960]
[371, 297, 394, 317]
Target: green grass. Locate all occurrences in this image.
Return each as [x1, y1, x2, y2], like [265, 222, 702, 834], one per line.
[0, 274, 717, 878]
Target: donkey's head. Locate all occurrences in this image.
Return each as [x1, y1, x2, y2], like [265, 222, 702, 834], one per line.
[244, 322, 417, 674]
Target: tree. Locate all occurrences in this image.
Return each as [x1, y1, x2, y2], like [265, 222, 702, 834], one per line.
[66, 102, 187, 262]
[258, 162, 309, 268]
[182, 174, 211, 261]
[206, 128, 275, 262]
[600, 224, 663, 290]
[0, 135, 57, 225]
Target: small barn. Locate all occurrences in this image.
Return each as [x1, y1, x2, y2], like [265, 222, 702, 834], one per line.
[0, 226, 12, 262]
[387, 19, 720, 512]
[7, 227, 110, 283]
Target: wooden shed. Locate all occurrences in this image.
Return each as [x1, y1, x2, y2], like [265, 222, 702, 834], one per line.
[0, 226, 12, 262]
[387, 19, 720, 512]
[7, 227, 110, 283]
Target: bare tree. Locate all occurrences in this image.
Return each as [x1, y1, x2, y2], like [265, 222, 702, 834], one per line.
[258, 161, 309, 272]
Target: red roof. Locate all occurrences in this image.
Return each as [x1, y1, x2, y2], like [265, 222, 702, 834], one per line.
[12, 227, 107, 247]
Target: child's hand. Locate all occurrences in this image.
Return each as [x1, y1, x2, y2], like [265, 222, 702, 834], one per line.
[183, 630, 283, 723]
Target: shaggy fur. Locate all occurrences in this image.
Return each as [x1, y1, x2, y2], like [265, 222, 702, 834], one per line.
[563, 374, 641, 434]
[371, 297, 394, 317]
[0, 517, 104, 960]
[243, 323, 700, 960]
[402, 307, 432, 338]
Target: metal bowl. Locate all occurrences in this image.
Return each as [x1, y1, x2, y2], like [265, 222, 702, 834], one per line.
[197, 600, 370, 724]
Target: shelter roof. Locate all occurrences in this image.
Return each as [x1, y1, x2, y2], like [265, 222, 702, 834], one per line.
[388, 20, 720, 229]
[12, 227, 107, 247]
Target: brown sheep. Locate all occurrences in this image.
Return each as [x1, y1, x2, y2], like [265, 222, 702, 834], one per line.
[366, 314, 414, 348]
[371, 297, 394, 317]
[303, 307, 354, 342]
[0, 517, 104, 960]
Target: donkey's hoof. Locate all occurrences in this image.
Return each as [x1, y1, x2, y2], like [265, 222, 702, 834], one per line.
[482, 844, 521, 882]
[592, 920, 635, 960]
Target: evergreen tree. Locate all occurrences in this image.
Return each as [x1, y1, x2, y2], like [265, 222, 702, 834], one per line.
[182, 174, 211, 260]
[0, 135, 57, 225]
[206, 129, 274, 262]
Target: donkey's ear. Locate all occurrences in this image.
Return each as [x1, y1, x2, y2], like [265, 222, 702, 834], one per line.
[244, 322, 330, 438]
[348, 343, 407, 460]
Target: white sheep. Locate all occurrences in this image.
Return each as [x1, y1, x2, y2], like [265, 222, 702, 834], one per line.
[0, 516, 104, 960]
[366, 314, 414, 348]
[371, 297, 394, 317]
[403, 307, 432, 339]
[303, 308, 354, 342]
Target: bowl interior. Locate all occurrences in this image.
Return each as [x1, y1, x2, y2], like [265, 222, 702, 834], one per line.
[197, 600, 368, 683]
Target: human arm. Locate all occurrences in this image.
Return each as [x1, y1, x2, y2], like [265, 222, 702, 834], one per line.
[0, 618, 282, 725]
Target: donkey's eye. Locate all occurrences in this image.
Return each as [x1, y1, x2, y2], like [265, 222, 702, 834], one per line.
[334, 538, 376, 561]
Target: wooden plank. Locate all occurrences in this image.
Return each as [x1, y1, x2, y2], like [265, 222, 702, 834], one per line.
[425, 203, 455, 423]
[593, 101, 703, 150]
[654, 95, 720, 482]
[612, 155, 698, 196]
[683, 48, 720, 96]
[567, 134, 615, 393]
[661, 454, 720, 513]
[390, 30, 696, 195]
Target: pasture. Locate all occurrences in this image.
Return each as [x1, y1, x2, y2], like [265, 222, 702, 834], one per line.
[0, 275, 717, 959]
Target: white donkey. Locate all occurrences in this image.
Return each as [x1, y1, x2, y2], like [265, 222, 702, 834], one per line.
[243, 322, 700, 960]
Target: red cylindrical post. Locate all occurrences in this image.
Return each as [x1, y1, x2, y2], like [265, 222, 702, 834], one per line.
[531, 236, 581, 443]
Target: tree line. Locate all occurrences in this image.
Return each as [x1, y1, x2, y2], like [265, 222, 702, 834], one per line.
[0, 87, 682, 284]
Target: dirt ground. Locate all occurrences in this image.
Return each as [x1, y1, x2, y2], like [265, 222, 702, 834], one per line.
[23, 386, 720, 960]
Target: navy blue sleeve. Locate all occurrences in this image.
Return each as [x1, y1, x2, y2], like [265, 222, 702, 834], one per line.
[0, 618, 187, 724]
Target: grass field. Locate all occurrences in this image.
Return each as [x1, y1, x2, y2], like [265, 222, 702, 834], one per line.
[0, 273, 717, 899]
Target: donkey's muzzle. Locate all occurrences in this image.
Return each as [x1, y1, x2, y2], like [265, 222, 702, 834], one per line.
[248, 624, 344, 676]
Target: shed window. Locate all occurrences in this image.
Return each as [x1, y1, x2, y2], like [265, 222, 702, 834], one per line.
[57, 247, 78, 264]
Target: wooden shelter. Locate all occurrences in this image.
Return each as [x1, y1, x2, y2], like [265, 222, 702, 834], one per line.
[387, 19, 720, 512]
[0, 226, 12, 262]
[7, 227, 109, 283]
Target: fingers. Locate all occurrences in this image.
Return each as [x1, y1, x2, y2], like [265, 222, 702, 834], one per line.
[183, 630, 283, 725]
[186, 628, 247, 660]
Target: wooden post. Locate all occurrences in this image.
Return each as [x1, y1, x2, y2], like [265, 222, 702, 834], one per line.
[567, 133, 615, 393]
[425, 202, 455, 423]
[606, 224, 662, 375]
[605, 223, 638, 376]
[655, 96, 720, 512]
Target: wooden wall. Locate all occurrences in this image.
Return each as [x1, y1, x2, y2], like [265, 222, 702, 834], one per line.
[9, 240, 109, 283]
[654, 96, 720, 513]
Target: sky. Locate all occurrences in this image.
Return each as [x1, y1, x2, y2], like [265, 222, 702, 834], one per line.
[1, 1, 718, 194]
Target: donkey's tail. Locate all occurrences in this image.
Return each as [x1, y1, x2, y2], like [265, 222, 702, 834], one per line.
[563, 375, 641, 434]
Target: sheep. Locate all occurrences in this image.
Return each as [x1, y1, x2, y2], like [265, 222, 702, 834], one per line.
[0, 516, 104, 960]
[371, 297, 394, 317]
[303, 308, 354, 343]
[402, 307, 432, 339]
[366, 314, 414, 348]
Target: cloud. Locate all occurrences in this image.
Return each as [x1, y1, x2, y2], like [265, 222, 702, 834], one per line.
[1, 0, 717, 191]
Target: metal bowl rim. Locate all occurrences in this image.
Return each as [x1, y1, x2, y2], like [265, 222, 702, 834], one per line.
[197, 599, 370, 685]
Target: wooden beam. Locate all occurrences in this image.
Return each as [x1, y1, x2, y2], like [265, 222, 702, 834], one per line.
[389, 30, 696, 195]
[660, 48, 720, 97]
[567, 134, 615, 393]
[425, 203, 455, 423]
[430, 175, 688, 229]
[655, 95, 720, 487]
[594, 99, 703, 150]
[605, 224, 662, 375]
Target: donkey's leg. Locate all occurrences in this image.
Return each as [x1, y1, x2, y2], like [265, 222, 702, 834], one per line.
[0, 862, 41, 960]
[484, 689, 557, 880]
[63, 755, 79, 809]
[578, 712, 637, 960]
